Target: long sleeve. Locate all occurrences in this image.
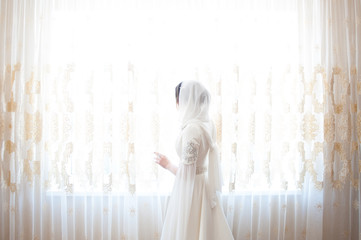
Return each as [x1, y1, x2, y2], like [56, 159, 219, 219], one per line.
[161, 125, 201, 240]
[181, 137, 200, 165]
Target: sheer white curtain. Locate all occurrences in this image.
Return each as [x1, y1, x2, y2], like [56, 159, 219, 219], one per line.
[322, 0, 361, 239]
[0, 0, 360, 239]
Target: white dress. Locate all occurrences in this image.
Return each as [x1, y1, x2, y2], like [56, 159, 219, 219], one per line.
[161, 122, 234, 240]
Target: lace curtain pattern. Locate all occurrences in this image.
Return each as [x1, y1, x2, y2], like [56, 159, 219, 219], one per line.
[0, 0, 360, 239]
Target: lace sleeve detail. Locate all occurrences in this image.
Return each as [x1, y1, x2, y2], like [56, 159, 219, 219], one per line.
[182, 138, 200, 165]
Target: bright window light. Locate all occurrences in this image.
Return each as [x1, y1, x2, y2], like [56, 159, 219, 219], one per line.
[46, 6, 302, 193]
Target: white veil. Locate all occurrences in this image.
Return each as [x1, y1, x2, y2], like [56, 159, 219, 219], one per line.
[178, 80, 211, 128]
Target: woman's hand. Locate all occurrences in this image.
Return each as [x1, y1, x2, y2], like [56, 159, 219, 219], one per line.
[154, 152, 178, 175]
[154, 152, 170, 169]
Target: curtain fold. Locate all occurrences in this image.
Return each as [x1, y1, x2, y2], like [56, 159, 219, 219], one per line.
[0, 0, 360, 239]
[322, 0, 361, 238]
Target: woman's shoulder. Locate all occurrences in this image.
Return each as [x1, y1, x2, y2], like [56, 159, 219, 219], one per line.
[181, 122, 215, 145]
[181, 123, 204, 140]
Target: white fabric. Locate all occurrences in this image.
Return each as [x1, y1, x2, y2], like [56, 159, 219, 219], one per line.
[161, 80, 233, 239]
[161, 122, 233, 240]
[178, 81, 211, 128]
[177, 80, 223, 209]
[0, 0, 360, 239]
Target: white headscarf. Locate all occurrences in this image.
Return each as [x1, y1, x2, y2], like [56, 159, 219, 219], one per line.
[178, 80, 223, 208]
[178, 80, 211, 128]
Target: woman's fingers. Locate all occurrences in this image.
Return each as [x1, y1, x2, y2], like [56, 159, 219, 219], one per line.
[153, 152, 163, 164]
[153, 152, 169, 169]
[154, 152, 164, 159]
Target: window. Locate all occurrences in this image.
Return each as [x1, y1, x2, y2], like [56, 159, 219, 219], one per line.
[45, 6, 322, 194]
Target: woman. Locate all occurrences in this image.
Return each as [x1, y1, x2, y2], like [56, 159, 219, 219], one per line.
[154, 81, 234, 240]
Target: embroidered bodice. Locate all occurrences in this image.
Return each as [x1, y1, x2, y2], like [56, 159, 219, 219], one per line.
[176, 123, 211, 172]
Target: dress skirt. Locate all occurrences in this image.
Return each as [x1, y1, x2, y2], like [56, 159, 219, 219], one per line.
[161, 172, 234, 240]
